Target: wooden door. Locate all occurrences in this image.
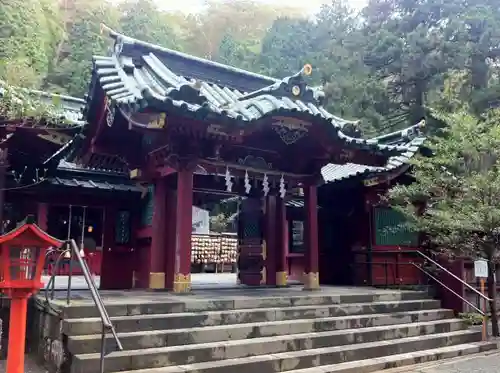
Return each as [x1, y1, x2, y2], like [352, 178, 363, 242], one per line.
[237, 198, 265, 286]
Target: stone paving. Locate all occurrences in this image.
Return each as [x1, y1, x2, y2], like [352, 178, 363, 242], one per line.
[380, 350, 500, 373]
[0, 356, 47, 373]
[45, 281, 417, 304]
[42, 273, 242, 290]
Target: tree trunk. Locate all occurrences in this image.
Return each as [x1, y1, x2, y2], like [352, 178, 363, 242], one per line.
[487, 257, 499, 336]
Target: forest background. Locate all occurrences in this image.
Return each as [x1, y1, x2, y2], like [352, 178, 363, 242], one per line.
[3, 0, 500, 136]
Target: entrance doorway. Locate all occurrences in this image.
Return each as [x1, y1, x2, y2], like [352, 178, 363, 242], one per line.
[46, 205, 104, 275]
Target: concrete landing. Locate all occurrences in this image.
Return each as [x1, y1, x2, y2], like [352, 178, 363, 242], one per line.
[42, 284, 418, 304]
[42, 273, 242, 290]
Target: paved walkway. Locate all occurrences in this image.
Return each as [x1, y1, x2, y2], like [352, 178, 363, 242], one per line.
[2, 351, 499, 373]
[42, 273, 242, 290]
[380, 350, 500, 373]
[0, 356, 47, 373]
[43, 282, 415, 304]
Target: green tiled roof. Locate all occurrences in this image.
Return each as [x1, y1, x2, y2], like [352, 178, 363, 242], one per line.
[321, 122, 427, 183]
[88, 26, 415, 157]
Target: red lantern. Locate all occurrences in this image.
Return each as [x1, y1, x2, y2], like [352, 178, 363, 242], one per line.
[0, 215, 63, 373]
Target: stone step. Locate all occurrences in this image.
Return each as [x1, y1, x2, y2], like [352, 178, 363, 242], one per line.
[68, 316, 463, 355]
[284, 342, 498, 373]
[71, 330, 482, 373]
[62, 300, 443, 336]
[61, 291, 430, 319]
[69, 318, 467, 367]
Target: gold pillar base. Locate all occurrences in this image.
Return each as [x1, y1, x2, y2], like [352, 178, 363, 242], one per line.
[173, 273, 192, 293]
[276, 271, 288, 287]
[303, 272, 320, 291]
[149, 272, 165, 289]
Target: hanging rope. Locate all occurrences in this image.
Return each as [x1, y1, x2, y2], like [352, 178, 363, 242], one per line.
[0, 179, 46, 191]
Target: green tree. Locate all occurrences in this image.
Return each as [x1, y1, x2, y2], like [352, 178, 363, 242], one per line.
[360, 0, 484, 131]
[259, 17, 318, 78]
[388, 110, 500, 336]
[117, 0, 181, 50]
[0, 0, 61, 88]
[447, 3, 500, 114]
[217, 34, 258, 71]
[315, 1, 394, 136]
[183, 0, 302, 61]
[43, 0, 119, 96]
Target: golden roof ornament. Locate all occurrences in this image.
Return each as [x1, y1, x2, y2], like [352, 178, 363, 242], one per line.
[302, 64, 313, 76]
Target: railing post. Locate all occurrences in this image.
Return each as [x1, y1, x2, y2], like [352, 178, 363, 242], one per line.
[367, 251, 373, 286]
[100, 324, 106, 373]
[67, 243, 73, 305]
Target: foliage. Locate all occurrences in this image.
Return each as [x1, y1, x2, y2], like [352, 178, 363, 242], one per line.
[42, 0, 120, 96]
[389, 111, 500, 255]
[3, 0, 500, 134]
[0, 0, 62, 88]
[388, 110, 500, 335]
[0, 82, 67, 123]
[217, 35, 258, 71]
[207, 197, 239, 233]
[458, 312, 484, 326]
[117, 0, 181, 50]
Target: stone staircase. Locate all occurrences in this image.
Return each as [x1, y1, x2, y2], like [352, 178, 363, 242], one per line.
[61, 290, 497, 373]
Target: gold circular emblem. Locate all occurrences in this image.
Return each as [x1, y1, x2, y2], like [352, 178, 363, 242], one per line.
[303, 64, 313, 76]
[292, 85, 301, 96]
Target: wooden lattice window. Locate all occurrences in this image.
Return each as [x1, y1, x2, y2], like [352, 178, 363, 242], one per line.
[115, 211, 131, 244]
[374, 207, 418, 247]
[141, 185, 155, 227]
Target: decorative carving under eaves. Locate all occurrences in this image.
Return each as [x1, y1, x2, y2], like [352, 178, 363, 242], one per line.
[238, 155, 272, 170]
[207, 124, 229, 136]
[272, 119, 309, 145]
[148, 113, 166, 129]
[128, 111, 166, 129]
[364, 177, 380, 187]
[162, 153, 198, 171]
[339, 149, 354, 162]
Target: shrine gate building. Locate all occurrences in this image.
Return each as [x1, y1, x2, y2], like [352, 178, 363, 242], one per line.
[0, 27, 427, 293]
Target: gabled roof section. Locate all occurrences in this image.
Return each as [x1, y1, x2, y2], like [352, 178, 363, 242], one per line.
[92, 26, 398, 152]
[321, 121, 427, 183]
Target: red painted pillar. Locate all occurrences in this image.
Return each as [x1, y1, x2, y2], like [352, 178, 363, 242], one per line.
[149, 177, 168, 289]
[265, 196, 277, 286]
[275, 197, 287, 286]
[173, 167, 193, 293]
[6, 295, 28, 373]
[37, 203, 48, 231]
[303, 184, 320, 290]
[164, 189, 177, 290]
